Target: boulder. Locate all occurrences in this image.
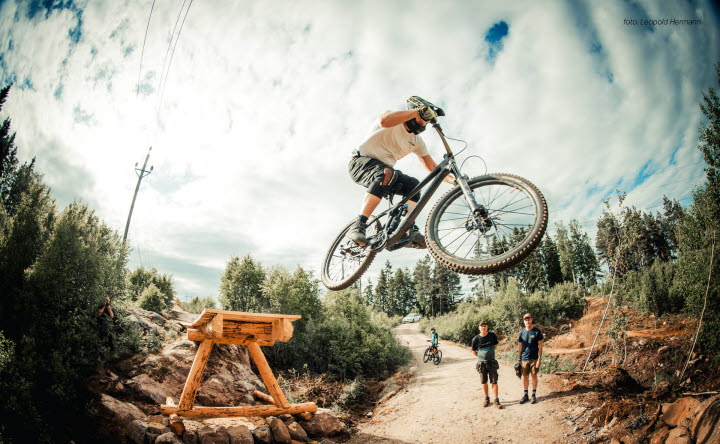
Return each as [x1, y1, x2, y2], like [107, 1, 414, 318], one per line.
[182, 429, 199, 444]
[127, 373, 172, 404]
[661, 397, 702, 427]
[97, 394, 146, 423]
[147, 422, 172, 442]
[226, 425, 253, 444]
[252, 426, 273, 444]
[667, 426, 692, 444]
[126, 420, 149, 444]
[170, 414, 186, 436]
[649, 426, 670, 444]
[287, 421, 309, 442]
[269, 417, 292, 444]
[198, 425, 230, 444]
[157, 432, 184, 443]
[299, 413, 345, 438]
[691, 394, 720, 443]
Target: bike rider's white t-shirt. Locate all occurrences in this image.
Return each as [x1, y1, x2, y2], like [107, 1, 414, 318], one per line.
[357, 115, 428, 167]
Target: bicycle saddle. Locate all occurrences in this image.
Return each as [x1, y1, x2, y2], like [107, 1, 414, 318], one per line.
[407, 96, 445, 117]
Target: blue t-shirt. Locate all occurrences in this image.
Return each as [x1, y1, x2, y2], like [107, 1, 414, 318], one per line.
[518, 327, 544, 361]
[431, 331, 438, 345]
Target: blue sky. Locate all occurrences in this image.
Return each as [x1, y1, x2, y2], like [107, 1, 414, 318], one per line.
[0, 0, 718, 300]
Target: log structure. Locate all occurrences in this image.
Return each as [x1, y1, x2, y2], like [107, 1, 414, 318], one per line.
[161, 309, 316, 419]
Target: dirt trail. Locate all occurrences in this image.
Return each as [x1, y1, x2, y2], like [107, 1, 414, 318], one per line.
[347, 323, 574, 444]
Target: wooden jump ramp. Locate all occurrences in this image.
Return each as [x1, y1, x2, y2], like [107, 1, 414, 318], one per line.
[161, 309, 317, 419]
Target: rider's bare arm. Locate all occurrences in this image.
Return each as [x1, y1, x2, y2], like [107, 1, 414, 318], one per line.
[420, 155, 455, 184]
[379, 110, 422, 128]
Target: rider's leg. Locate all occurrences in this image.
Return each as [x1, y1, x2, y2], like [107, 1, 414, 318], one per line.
[360, 193, 381, 218]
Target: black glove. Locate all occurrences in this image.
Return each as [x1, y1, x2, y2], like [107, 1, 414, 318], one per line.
[418, 106, 438, 123]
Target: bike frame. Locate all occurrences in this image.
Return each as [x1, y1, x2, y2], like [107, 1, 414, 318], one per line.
[366, 124, 484, 250]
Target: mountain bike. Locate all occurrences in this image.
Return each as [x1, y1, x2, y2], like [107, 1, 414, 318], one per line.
[423, 341, 442, 365]
[321, 100, 548, 291]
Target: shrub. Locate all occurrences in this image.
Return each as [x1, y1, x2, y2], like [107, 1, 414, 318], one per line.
[182, 296, 217, 314]
[139, 284, 166, 313]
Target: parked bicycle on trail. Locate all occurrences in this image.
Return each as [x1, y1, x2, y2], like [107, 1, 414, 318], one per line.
[424, 337, 442, 366]
[321, 96, 548, 290]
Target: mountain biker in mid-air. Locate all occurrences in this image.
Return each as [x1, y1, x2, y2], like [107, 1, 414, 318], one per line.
[347, 96, 455, 248]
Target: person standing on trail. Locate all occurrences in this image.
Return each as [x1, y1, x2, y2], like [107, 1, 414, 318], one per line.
[429, 327, 439, 352]
[517, 313, 543, 404]
[346, 96, 455, 248]
[471, 321, 502, 408]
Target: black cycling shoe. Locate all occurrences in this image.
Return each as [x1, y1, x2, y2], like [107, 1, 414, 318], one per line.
[519, 394, 529, 404]
[403, 225, 426, 249]
[348, 222, 368, 246]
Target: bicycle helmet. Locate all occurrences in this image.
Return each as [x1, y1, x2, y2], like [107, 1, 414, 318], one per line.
[405, 96, 445, 134]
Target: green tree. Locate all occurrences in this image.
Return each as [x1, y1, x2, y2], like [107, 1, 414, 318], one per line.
[432, 262, 462, 315]
[568, 220, 600, 289]
[362, 278, 374, 306]
[126, 266, 175, 310]
[413, 255, 434, 316]
[139, 284, 166, 312]
[219, 254, 267, 311]
[540, 235, 563, 288]
[389, 267, 415, 316]
[374, 261, 392, 314]
[182, 296, 217, 314]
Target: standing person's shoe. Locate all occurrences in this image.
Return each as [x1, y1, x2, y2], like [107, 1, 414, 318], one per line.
[483, 398, 490, 408]
[494, 399, 503, 409]
[519, 394, 529, 404]
[348, 220, 368, 246]
[531, 395, 537, 404]
[403, 224, 426, 249]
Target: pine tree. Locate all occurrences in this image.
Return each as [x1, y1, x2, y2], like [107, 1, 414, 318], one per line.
[413, 255, 433, 316]
[374, 261, 392, 314]
[540, 236, 563, 288]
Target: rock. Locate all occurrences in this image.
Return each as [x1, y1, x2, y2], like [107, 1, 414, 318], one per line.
[596, 417, 618, 440]
[251, 426, 273, 444]
[649, 426, 670, 444]
[610, 439, 621, 444]
[157, 432, 184, 443]
[170, 414, 186, 436]
[667, 426, 692, 444]
[226, 425, 253, 444]
[299, 413, 345, 438]
[661, 397, 702, 427]
[128, 373, 171, 404]
[279, 414, 295, 423]
[147, 422, 172, 442]
[148, 414, 170, 425]
[269, 417, 292, 444]
[126, 420, 149, 444]
[318, 440, 335, 444]
[98, 394, 146, 422]
[198, 426, 230, 444]
[182, 430, 199, 444]
[691, 394, 720, 443]
[657, 346, 670, 355]
[287, 421, 309, 442]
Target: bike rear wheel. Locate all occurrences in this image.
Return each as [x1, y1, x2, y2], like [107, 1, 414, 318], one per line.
[423, 348, 431, 363]
[321, 219, 380, 291]
[426, 174, 547, 274]
[433, 350, 442, 365]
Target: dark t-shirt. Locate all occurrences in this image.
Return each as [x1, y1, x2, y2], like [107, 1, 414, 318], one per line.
[471, 332, 499, 362]
[518, 327, 544, 361]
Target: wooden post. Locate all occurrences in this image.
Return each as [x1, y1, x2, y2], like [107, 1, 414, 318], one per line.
[178, 340, 213, 410]
[246, 342, 290, 408]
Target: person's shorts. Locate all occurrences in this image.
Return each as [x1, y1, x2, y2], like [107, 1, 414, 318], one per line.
[475, 359, 499, 384]
[348, 155, 420, 201]
[521, 360, 540, 376]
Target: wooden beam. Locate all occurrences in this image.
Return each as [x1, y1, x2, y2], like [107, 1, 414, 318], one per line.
[186, 330, 275, 346]
[185, 309, 301, 329]
[211, 312, 223, 338]
[252, 390, 275, 405]
[178, 340, 213, 410]
[272, 318, 294, 342]
[160, 402, 317, 418]
[246, 342, 290, 408]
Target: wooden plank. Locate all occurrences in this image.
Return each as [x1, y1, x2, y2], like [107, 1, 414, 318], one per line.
[272, 318, 294, 342]
[224, 322, 273, 337]
[186, 330, 274, 346]
[160, 402, 317, 418]
[246, 342, 290, 408]
[211, 312, 224, 338]
[252, 390, 276, 405]
[178, 340, 213, 410]
[185, 309, 301, 329]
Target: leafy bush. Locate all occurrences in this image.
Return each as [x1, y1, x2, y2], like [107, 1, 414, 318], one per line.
[139, 284, 166, 313]
[526, 282, 585, 326]
[182, 296, 217, 314]
[126, 267, 175, 310]
[618, 259, 679, 315]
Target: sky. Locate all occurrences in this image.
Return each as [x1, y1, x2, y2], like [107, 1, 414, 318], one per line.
[0, 0, 718, 301]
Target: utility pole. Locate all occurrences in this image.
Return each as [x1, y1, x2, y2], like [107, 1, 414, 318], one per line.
[123, 147, 154, 244]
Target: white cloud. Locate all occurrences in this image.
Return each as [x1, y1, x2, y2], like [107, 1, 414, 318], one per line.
[0, 0, 718, 299]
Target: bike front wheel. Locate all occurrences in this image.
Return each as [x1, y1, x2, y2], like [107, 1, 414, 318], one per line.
[321, 219, 380, 291]
[433, 350, 443, 365]
[426, 174, 547, 275]
[423, 348, 431, 363]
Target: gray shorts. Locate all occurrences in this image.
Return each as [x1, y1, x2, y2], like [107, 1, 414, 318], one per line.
[476, 359, 499, 384]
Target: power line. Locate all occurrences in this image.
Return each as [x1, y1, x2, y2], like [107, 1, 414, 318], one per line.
[136, 0, 156, 98]
[158, 0, 195, 114]
[156, 0, 188, 113]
